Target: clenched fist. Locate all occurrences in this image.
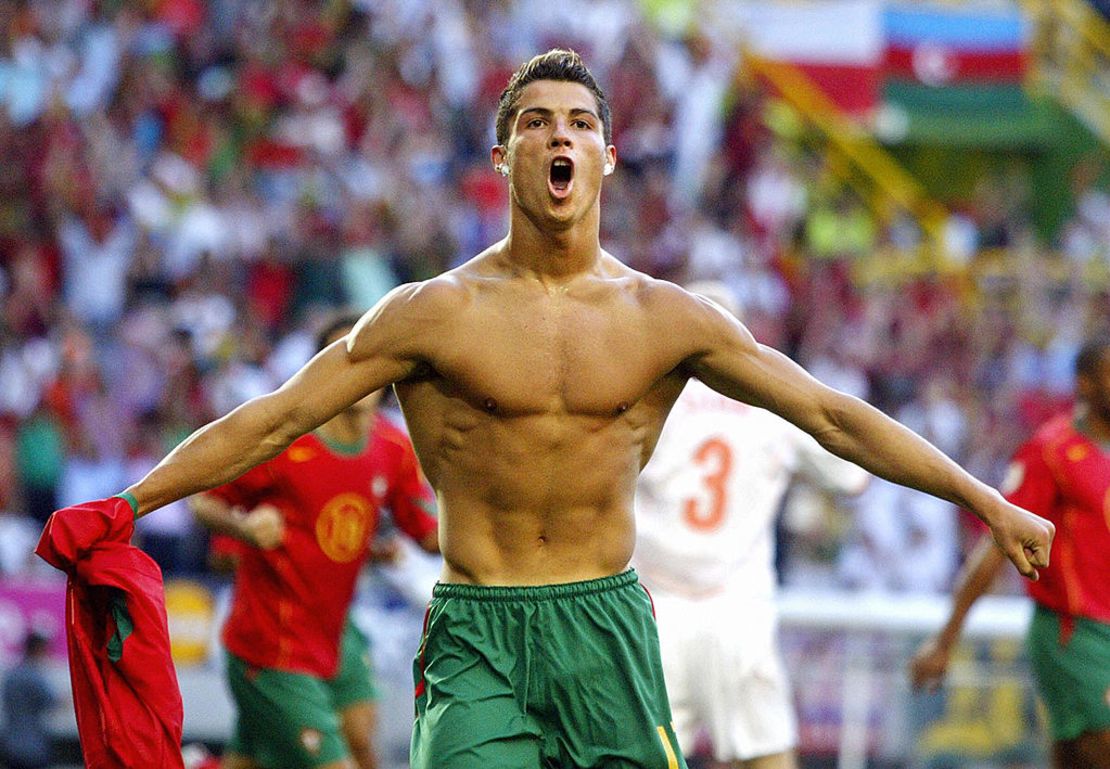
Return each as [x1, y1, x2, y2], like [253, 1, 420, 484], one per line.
[242, 504, 285, 549]
[983, 496, 1054, 580]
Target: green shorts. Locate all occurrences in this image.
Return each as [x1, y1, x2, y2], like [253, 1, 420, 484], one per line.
[226, 621, 377, 768]
[331, 620, 379, 708]
[410, 570, 686, 769]
[1027, 605, 1110, 741]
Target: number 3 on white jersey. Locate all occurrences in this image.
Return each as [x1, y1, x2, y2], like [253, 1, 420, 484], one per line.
[682, 437, 733, 531]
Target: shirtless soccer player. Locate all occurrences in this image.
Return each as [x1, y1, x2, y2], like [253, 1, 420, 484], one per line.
[191, 316, 439, 769]
[43, 50, 1052, 769]
[635, 282, 869, 769]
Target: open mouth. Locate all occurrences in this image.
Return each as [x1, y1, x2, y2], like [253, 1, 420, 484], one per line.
[549, 157, 574, 197]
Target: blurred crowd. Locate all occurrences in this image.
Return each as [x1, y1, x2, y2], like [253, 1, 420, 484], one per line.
[0, 0, 1108, 594]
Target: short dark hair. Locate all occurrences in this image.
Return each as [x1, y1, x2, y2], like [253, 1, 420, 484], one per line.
[1075, 336, 1110, 379]
[495, 49, 612, 146]
[315, 312, 363, 353]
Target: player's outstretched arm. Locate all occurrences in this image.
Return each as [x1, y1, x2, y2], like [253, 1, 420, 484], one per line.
[123, 284, 432, 517]
[675, 289, 1055, 579]
[910, 537, 1007, 690]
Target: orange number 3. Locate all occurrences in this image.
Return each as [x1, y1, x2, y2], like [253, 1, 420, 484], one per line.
[682, 437, 733, 531]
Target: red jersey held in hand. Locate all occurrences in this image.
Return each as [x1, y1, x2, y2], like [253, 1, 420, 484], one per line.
[35, 497, 185, 769]
[1001, 415, 1110, 623]
[206, 413, 437, 677]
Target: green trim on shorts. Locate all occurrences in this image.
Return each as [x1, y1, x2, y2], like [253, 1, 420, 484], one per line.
[411, 569, 686, 769]
[1027, 605, 1110, 741]
[225, 651, 350, 769]
[431, 569, 641, 601]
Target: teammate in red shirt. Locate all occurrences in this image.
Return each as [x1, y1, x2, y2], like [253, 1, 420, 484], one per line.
[911, 335, 1110, 769]
[192, 315, 439, 769]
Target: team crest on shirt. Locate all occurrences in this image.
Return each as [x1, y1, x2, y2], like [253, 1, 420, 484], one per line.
[288, 446, 316, 463]
[316, 493, 373, 562]
[999, 462, 1025, 497]
[299, 727, 323, 755]
[1066, 444, 1089, 462]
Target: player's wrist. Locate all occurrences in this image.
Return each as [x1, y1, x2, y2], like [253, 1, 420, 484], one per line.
[934, 627, 961, 654]
[113, 492, 140, 519]
[963, 485, 1008, 530]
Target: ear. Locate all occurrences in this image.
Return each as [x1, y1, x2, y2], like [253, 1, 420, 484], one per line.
[491, 145, 509, 177]
[603, 144, 617, 177]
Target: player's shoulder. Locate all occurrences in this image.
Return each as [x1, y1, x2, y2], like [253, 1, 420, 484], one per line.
[1028, 413, 1079, 449]
[346, 272, 477, 360]
[1009, 414, 1080, 474]
[372, 272, 476, 319]
[608, 265, 722, 322]
[371, 248, 520, 316]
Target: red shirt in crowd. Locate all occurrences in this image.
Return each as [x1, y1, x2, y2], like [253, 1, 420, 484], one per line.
[205, 413, 437, 677]
[1001, 415, 1110, 624]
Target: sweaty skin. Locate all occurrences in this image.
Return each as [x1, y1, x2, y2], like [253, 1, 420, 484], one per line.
[123, 80, 1053, 587]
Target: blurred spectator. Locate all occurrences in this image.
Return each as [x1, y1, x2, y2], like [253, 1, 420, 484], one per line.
[0, 506, 41, 576]
[837, 477, 958, 594]
[57, 203, 138, 332]
[1061, 156, 1110, 266]
[667, 30, 735, 207]
[14, 406, 64, 522]
[0, 630, 56, 769]
[804, 187, 877, 262]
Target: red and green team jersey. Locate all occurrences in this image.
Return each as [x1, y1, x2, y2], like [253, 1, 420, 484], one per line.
[205, 413, 437, 677]
[1001, 415, 1110, 623]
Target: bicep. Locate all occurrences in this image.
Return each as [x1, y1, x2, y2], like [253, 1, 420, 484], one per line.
[265, 286, 430, 435]
[687, 324, 843, 436]
[266, 340, 415, 436]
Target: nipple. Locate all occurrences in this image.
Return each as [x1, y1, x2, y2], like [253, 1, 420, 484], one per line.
[615, 402, 629, 415]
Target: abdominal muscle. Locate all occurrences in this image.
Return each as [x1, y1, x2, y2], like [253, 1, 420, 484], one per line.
[403, 405, 649, 586]
[437, 500, 637, 586]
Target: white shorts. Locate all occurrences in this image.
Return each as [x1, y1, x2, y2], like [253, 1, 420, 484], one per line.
[650, 586, 796, 762]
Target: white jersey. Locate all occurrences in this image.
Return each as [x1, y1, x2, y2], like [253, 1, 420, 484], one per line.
[634, 380, 868, 599]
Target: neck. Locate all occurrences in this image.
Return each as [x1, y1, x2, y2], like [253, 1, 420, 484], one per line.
[316, 409, 372, 451]
[503, 203, 602, 280]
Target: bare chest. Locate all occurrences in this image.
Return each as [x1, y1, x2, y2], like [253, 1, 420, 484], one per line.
[427, 299, 671, 416]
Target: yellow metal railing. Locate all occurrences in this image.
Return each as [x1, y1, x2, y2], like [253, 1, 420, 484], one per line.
[1021, 0, 1110, 142]
[743, 51, 951, 262]
[850, 246, 1110, 301]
